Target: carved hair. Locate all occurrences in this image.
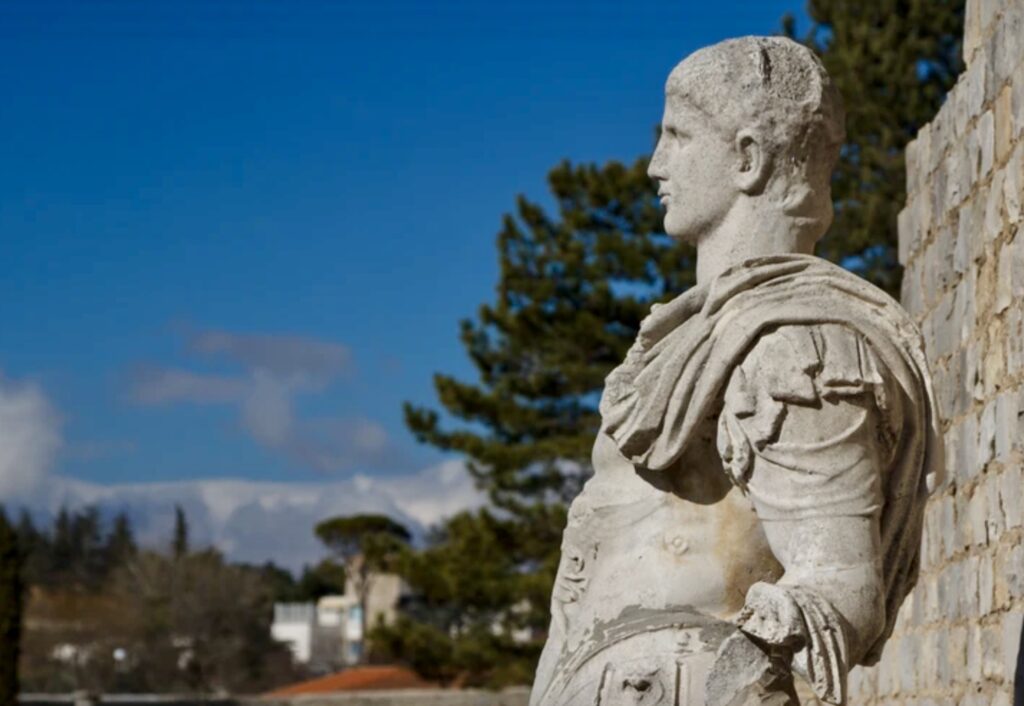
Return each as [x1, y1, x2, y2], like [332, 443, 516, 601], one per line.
[667, 37, 846, 241]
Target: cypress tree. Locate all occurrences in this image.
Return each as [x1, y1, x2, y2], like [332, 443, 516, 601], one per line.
[104, 512, 137, 573]
[172, 505, 189, 559]
[0, 510, 24, 705]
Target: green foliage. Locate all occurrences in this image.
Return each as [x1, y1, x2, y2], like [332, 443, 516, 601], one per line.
[786, 0, 964, 294]
[372, 617, 538, 688]
[0, 510, 23, 706]
[315, 514, 411, 565]
[18, 508, 137, 591]
[371, 511, 548, 687]
[315, 514, 412, 664]
[248, 558, 347, 602]
[405, 159, 692, 513]
[102, 549, 296, 693]
[172, 505, 189, 558]
[20, 549, 299, 694]
[18, 511, 302, 694]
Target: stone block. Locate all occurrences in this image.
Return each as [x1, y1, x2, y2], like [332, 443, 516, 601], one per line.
[991, 5, 1024, 91]
[1006, 141, 1023, 225]
[966, 554, 982, 617]
[942, 422, 962, 492]
[1005, 541, 1024, 597]
[960, 692, 989, 706]
[967, 54, 988, 121]
[906, 136, 922, 195]
[985, 168, 1007, 242]
[931, 105, 954, 176]
[899, 204, 915, 266]
[980, 0, 1002, 43]
[917, 122, 934, 180]
[932, 156, 951, 224]
[966, 621, 983, 682]
[996, 241, 1013, 313]
[978, 399, 997, 469]
[899, 633, 919, 694]
[934, 291, 959, 359]
[982, 622, 1006, 680]
[967, 341, 983, 404]
[979, 551, 995, 615]
[999, 464, 1023, 528]
[954, 207, 971, 275]
[957, 412, 980, 486]
[1014, 70, 1024, 141]
[994, 390, 1018, 459]
[964, 0, 983, 62]
[949, 625, 968, 686]
[1000, 612, 1023, 684]
[978, 110, 996, 181]
[985, 474, 1005, 543]
[968, 486, 990, 547]
[953, 347, 973, 417]
[996, 84, 1014, 165]
[903, 258, 924, 317]
[968, 193, 989, 264]
[1006, 306, 1024, 376]
[992, 689, 1013, 706]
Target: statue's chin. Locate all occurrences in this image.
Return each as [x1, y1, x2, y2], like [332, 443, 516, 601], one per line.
[661, 211, 699, 244]
[663, 223, 699, 245]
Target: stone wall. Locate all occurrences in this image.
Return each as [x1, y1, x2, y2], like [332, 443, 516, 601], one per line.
[844, 0, 1024, 704]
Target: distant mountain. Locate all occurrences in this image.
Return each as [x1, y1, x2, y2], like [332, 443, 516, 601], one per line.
[18, 460, 482, 573]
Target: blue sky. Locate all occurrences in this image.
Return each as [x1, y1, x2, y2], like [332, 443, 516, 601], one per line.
[0, 0, 807, 495]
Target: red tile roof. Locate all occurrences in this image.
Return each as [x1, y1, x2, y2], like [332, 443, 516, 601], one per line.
[266, 666, 435, 695]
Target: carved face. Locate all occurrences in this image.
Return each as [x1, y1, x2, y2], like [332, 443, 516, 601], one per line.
[647, 94, 741, 244]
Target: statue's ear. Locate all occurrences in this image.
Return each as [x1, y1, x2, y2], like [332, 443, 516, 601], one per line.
[734, 129, 771, 195]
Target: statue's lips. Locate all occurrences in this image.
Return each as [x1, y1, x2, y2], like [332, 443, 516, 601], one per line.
[659, 195, 670, 205]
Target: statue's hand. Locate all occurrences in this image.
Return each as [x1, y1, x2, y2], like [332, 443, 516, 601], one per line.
[705, 631, 798, 706]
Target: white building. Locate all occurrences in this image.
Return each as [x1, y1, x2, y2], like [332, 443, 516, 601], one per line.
[271, 602, 316, 664]
[270, 573, 403, 672]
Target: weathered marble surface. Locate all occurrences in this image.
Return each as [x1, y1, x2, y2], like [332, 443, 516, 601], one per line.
[530, 37, 942, 706]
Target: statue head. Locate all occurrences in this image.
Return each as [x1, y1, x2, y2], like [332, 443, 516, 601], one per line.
[648, 36, 845, 247]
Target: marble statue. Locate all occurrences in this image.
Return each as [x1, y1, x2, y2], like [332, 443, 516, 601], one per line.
[529, 37, 943, 706]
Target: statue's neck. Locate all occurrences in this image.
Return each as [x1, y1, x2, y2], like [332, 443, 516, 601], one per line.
[694, 203, 814, 285]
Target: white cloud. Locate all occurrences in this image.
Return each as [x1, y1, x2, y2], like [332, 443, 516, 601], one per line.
[27, 459, 484, 572]
[189, 329, 353, 384]
[359, 459, 484, 527]
[239, 371, 295, 447]
[0, 374, 61, 500]
[129, 327, 396, 473]
[131, 368, 246, 405]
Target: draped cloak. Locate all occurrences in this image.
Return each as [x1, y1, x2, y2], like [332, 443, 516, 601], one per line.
[598, 254, 943, 665]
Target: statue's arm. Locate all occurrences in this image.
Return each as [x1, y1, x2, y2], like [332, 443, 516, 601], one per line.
[713, 324, 894, 705]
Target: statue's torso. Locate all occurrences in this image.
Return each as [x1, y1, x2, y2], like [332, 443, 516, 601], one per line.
[553, 428, 783, 654]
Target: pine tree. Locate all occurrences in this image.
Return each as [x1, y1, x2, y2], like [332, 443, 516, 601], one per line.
[315, 514, 411, 662]
[405, 158, 692, 516]
[788, 0, 964, 294]
[0, 510, 24, 705]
